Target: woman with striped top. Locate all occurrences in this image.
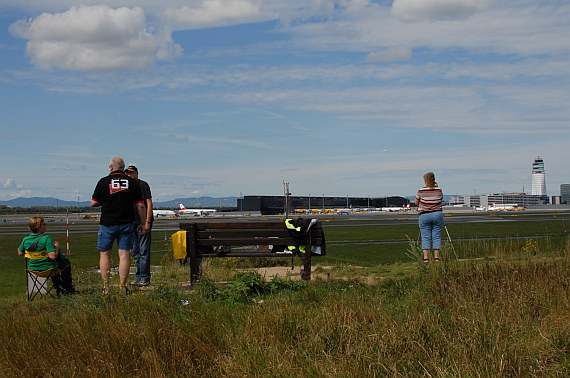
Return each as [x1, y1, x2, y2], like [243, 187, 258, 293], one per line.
[415, 172, 443, 263]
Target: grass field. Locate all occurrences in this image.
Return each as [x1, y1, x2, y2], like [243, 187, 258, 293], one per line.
[2, 216, 567, 297]
[0, 215, 568, 376]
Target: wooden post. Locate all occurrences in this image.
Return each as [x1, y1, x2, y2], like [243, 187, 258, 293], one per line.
[188, 224, 199, 284]
[303, 235, 312, 281]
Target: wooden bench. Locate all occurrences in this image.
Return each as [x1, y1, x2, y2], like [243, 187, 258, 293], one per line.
[178, 221, 326, 282]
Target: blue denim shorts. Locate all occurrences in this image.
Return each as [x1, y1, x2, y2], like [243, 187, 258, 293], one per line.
[97, 223, 134, 251]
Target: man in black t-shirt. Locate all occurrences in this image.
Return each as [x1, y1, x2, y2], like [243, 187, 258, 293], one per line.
[91, 157, 149, 293]
[125, 165, 153, 286]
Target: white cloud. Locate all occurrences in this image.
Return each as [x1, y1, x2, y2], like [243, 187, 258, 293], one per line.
[0, 190, 32, 200]
[0, 179, 31, 200]
[283, 2, 570, 59]
[366, 46, 412, 62]
[392, 0, 499, 21]
[2, 178, 21, 189]
[167, 133, 275, 150]
[163, 0, 264, 30]
[9, 5, 181, 71]
[339, 0, 370, 12]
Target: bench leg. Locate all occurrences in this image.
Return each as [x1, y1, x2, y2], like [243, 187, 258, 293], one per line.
[188, 224, 199, 285]
[190, 254, 199, 284]
[303, 243, 311, 280]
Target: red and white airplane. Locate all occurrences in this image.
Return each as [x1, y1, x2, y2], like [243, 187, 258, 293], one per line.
[178, 202, 217, 216]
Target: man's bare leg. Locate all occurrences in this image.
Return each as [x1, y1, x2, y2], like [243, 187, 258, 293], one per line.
[100, 250, 111, 293]
[118, 249, 131, 287]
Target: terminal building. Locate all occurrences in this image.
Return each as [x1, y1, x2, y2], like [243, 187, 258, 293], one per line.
[561, 184, 570, 204]
[449, 193, 547, 208]
[237, 195, 410, 215]
[452, 156, 552, 207]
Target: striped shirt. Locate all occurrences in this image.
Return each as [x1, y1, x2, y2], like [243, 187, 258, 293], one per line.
[416, 186, 443, 214]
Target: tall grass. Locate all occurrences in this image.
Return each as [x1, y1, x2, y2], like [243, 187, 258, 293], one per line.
[456, 234, 569, 261]
[0, 253, 567, 376]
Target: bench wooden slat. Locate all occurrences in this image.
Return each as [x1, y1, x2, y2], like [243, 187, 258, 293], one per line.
[195, 229, 323, 239]
[196, 229, 291, 238]
[196, 236, 324, 247]
[196, 252, 296, 258]
[181, 222, 288, 230]
[181, 222, 323, 232]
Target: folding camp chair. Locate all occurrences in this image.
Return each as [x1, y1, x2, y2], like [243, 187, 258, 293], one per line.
[25, 251, 61, 301]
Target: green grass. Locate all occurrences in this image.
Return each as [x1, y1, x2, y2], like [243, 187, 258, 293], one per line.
[2, 217, 568, 297]
[323, 243, 411, 266]
[324, 218, 568, 242]
[445, 219, 567, 239]
[0, 215, 568, 376]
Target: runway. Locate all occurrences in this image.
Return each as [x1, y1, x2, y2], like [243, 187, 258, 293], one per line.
[1, 208, 568, 236]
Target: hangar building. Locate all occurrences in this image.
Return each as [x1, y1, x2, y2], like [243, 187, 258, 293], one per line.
[237, 195, 410, 215]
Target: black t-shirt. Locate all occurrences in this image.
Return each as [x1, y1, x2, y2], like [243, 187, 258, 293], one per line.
[132, 179, 152, 225]
[92, 171, 143, 226]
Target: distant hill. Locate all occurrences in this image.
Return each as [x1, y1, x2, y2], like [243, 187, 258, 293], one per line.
[155, 197, 238, 208]
[0, 196, 239, 209]
[0, 197, 89, 208]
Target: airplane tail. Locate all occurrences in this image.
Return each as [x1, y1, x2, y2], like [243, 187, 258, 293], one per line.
[179, 202, 186, 210]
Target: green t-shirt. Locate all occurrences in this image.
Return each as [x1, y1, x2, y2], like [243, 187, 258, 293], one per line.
[19, 233, 57, 271]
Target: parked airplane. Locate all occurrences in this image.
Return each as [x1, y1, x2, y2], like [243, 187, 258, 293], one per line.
[489, 203, 518, 211]
[381, 204, 410, 212]
[336, 208, 352, 215]
[178, 202, 217, 216]
[153, 209, 176, 217]
[474, 203, 519, 211]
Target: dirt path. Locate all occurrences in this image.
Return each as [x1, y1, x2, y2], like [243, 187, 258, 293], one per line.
[250, 265, 377, 284]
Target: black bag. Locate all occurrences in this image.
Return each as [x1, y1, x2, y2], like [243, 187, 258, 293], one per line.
[27, 233, 44, 252]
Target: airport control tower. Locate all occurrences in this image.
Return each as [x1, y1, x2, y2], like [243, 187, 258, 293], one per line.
[531, 156, 546, 196]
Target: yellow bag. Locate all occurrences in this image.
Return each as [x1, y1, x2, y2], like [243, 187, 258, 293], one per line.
[171, 231, 187, 260]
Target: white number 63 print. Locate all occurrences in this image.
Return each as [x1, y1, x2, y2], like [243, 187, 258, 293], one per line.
[111, 179, 129, 190]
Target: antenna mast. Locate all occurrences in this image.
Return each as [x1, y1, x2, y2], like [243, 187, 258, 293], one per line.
[283, 181, 290, 218]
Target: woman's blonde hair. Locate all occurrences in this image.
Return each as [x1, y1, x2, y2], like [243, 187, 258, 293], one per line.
[28, 217, 44, 233]
[423, 172, 436, 187]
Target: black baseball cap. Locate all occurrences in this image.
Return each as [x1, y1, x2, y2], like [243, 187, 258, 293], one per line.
[125, 165, 138, 173]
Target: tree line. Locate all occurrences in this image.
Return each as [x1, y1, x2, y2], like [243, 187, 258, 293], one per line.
[0, 205, 94, 215]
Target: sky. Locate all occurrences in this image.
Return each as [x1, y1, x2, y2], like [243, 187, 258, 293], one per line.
[0, 0, 569, 202]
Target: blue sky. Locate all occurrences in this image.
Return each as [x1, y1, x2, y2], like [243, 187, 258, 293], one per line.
[0, 0, 568, 202]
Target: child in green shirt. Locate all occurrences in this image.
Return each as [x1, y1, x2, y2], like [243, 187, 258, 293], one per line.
[18, 217, 75, 294]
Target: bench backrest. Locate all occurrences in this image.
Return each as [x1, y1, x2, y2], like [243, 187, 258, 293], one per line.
[179, 221, 324, 250]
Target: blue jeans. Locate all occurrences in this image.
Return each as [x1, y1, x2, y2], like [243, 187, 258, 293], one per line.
[419, 211, 443, 250]
[132, 224, 152, 283]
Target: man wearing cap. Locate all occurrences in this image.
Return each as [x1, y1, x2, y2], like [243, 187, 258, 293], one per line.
[91, 157, 149, 293]
[125, 164, 154, 286]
